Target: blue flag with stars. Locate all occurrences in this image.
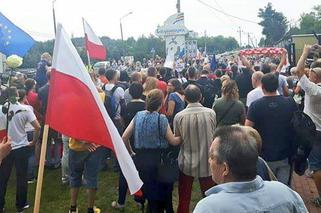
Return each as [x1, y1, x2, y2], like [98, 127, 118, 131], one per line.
[0, 12, 35, 57]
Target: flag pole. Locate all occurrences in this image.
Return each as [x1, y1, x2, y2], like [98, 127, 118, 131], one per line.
[33, 124, 49, 213]
[87, 50, 91, 68]
[82, 18, 91, 69]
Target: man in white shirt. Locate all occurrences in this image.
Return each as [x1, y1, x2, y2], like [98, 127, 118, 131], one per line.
[246, 71, 264, 108]
[104, 69, 125, 132]
[104, 69, 126, 172]
[0, 87, 40, 213]
[295, 44, 321, 207]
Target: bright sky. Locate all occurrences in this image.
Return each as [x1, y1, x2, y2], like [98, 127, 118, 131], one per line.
[1, 0, 320, 45]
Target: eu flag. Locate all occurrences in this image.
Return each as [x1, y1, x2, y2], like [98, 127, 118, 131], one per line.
[0, 12, 35, 57]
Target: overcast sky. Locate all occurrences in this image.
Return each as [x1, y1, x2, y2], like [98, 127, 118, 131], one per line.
[1, 0, 320, 45]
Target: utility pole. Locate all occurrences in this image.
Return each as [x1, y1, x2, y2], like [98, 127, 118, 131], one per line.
[120, 11, 133, 58]
[176, 0, 181, 13]
[248, 33, 250, 47]
[237, 26, 242, 48]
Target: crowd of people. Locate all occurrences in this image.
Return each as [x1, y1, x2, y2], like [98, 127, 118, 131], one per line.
[0, 43, 320, 213]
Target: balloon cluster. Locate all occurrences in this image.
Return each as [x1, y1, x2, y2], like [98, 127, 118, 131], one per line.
[6, 55, 23, 69]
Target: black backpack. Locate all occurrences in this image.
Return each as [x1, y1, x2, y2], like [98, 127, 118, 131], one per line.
[291, 110, 316, 175]
[291, 110, 316, 148]
[202, 81, 216, 108]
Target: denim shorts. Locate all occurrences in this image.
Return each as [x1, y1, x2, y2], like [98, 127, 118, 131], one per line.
[69, 147, 103, 189]
[308, 131, 321, 172]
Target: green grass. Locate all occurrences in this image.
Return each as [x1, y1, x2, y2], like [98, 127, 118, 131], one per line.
[5, 168, 203, 212]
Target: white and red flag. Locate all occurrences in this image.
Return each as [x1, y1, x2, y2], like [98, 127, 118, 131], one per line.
[46, 23, 143, 194]
[83, 18, 106, 60]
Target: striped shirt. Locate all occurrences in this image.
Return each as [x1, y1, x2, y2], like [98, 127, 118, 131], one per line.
[174, 103, 216, 177]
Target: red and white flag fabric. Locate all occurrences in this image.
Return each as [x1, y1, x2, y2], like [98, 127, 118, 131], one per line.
[0, 109, 7, 140]
[239, 47, 287, 56]
[83, 18, 106, 60]
[46, 23, 142, 194]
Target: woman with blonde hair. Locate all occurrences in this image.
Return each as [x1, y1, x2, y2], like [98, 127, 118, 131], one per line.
[142, 77, 157, 100]
[213, 79, 245, 127]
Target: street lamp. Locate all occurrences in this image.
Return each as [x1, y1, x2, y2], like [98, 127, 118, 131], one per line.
[120, 11, 133, 57]
[52, 0, 57, 35]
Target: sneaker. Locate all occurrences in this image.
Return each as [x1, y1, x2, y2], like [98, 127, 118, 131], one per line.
[311, 197, 321, 208]
[69, 208, 78, 213]
[17, 203, 30, 213]
[28, 178, 37, 184]
[111, 201, 125, 210]
[61, 177, 69, 185]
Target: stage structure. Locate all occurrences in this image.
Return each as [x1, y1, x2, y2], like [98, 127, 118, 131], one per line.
[156, 13, 197, 69]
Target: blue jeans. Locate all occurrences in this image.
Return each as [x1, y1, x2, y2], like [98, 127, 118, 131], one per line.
[69, 148, 103, 189]
[308, 131, 321, 172]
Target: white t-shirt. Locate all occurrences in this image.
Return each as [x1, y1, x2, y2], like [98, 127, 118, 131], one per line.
[278, 75, 288, 96]
[104, 83, 125, 120]
[124, 88, 132, 105]
[24, 105, 35, 132]
[0, 103, 37, 150]
[246, 87, 264, 107]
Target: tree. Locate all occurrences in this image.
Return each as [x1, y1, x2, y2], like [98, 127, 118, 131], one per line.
[197, 36, 239, 54]
[299, 5, 321, 34]
[258, 3, 288, 46]
[21, 35, 239, 68]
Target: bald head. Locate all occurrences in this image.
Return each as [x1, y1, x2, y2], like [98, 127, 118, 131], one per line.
[184, 84, 202, 103]
[251, 71, 264, 88]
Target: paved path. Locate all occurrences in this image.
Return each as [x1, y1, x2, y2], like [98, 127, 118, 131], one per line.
[292, 173, 320, 213]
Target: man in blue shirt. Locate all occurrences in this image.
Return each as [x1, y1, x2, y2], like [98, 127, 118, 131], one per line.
[35, 52, 51, 90]
[194, 126, 307, 213]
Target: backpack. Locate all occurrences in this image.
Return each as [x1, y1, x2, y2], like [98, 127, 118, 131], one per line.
[291, 110, 316, 148]
[291, 110, 316, 176]
[104, 86, 120, 119]
[202, 81, 216, 108]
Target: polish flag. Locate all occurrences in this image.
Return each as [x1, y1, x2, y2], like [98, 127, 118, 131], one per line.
[46, 24, 143, 194]
[0, 109, 7, 140]
[83, 18, 106, 60]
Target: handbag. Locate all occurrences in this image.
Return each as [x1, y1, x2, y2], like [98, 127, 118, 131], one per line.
[156, 114, 179, 183]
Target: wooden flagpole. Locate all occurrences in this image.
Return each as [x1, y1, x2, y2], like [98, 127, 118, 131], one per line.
[33, 124, 49, 213]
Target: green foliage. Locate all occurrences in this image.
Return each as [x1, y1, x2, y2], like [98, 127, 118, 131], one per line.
[197, 35, 239, 53]
[258, 3, 288, 46]
[299, 5, 321, 34]
[22, 40, 54, 68]
[21, 35, 240, 68]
